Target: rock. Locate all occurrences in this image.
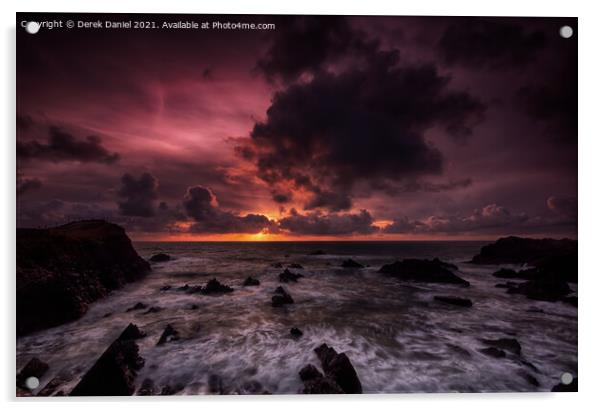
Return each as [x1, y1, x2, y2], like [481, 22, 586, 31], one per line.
[299, 364, 322, 381]
[137, 378, 155, 395]
[518, 371, 540, 387]
[176, 284, 190, 291]
[471, 237, 577, 283]
[378, 259, 470, 286]
[288, 263, 304, 269]
[157, 324, 180, 345]
[507, 279, 571, 302]
[309, 250, 326, 255]
[290, 327, 303, 338]
[243, 276, 260, 286]
[271, 262, 283, 268]
[189, 304, 199, 310]
[160, 285, 172, 291]
[17, 357, 49, 389]
[271, 286, 294, 307]
[279, 268, 304, 283]
[314, 343, 362, 394]
[552, 377, 577, 392]
[149, 253, 171, 263]
[126, 302, 147, 312]
[341, 259, 364, 268]
[302, 376, 345, 394]
[70, 323, 145, 396]
[563, 296, 578, 307]
[201, 278, 233, 295]
[17, 220, 150, 336]
[434, 296, 473, 308]
[479, 347, 506, 358]
[481, 338, 521, 355]
[143, 306, 163, 315]
[493, 268, 525, 279]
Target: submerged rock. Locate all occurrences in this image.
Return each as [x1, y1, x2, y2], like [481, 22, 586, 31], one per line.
[17, 357, 49, 390]
[271, 262, 283, 268]
[70, 323, 145, 396]
[243, 276, 260, 286]
[157, 324, 180, 345]
[288, 263, 304, 269]
[378, 259, 470, 286]
[481, 338, 521, 355]
[126, 302, 147, 312]
[201, 278, 234, 295]
[290, 327, 303, 338]
[149, 253, 171, 263]
[479, 347, 506, 358]
[272, 286, 294, 307]
[507, 279, 571, 302]
[279, 268, 304, 283]
[143, 306, 163, 315]
[434, 296, 473, 308]
[17, 220, 150, 336]
[341, 259, 364, 268]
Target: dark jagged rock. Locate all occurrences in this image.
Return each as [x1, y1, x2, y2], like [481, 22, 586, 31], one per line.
[243, 276, 260, 286]
[434, 296, 473, 308]
[201, 278, 233, 295]
[272, 286, 294, 307]
[279, 268, 304, 283]
[149, 253, 171, 263]
[309, 250, 326, 255]
[288, 263, 304, 269]
[119, 323, 146, 340]
[479, 347, 506, 358]
[157, 324, 180, 345]
[17, 220, 150, 336]
[290, 327, 303, 338]
[341, 259, 364, 268]
[432, 257, 458, 271]
[552, 377, 577, 392]
[177, 284, 190, 291]
[143, 306, 163, 315]
[126, 302, 147, 312]
[481, 338, 521, 355]
[17, 357, 49, 389]
[471, 237, 577, 283]
[507, 279, 571, 302]
[517, 371, 540, 387]
[493, 268, 525, 279]
[378, 259, 470, 286]
[70, 324, 145, 396]
[314, 343, 362, 394]
[302, 376, 345, 394]
[137, 378, 155, 395]
[299, 364, 322, 381]
[160, 285, 172, 291]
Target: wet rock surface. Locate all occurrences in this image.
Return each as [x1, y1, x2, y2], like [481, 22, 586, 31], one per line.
[243, 276, 260, 286]
[201, 278, 234, 295]
[271, 286, 294, 307]
[341, 259, 364, 268]
[300, 343, 362, 394]
[70, 323, 145, 396]
[17, 220, 150, 336]
[149, 253, 171, 262]
[157, 324, 180, 345]
[378, 258, 469, 286]
[279, 268, 304, 283]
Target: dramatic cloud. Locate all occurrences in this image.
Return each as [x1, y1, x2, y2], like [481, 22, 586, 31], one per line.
[547, 195, 577, 221]
[17, 127, 120, 164]
[16, 177, 42, 195]
[248, 61, 484, 211]
[117, 173, 159, 217]
[278, 209, 378, 236]
[184, 186, 276, 234]
[384, 204, 530, 234]
[438, 18, 547, 69]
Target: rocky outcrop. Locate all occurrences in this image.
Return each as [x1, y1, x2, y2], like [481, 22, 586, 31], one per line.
[479, 347, 506, 358]
[157, 324, 180, 345]
[471, 237, 577, 283]
[243, 276, 260, 286]
[341, 259, 364, 268]
[506, 279, 572, 302]
[300, 344, 362, 394]
[290, 327, 303, 338]
[201, 278, 234, 295]
[17, 220, 150, 336]
[378, 259, 469, 286]
[272, 286, 294, 307]
[279, 268, 304, 283]
[70, 323, 145, 396]
[149, 253, 171, 262]
[434, 296, 473, 308]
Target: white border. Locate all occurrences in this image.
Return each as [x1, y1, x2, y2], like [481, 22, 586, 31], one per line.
[2, 1, 601, 409]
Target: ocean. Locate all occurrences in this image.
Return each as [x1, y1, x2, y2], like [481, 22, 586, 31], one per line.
[16, 241, 578, 394]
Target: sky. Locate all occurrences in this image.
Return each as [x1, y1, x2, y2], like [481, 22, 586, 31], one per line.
[16, 14, 577, 241]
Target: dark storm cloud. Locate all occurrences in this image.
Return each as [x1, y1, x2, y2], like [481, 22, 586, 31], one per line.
[278, 209, 378, 236]
[183, 186, 276, 234]
[117, 173, 159, 217]
[17, 127, 120, 164]
[438, 18, 547, 70]
[547, 195, 577, 221]
[256, 16, 357, 83]
[248, 63, 484, 210]
[16, 177, 43, 195]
